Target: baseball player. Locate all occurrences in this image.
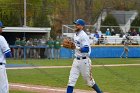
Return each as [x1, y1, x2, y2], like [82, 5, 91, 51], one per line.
[66, 19, 102, 93]
[120, 34, 130, 58]
[0, 21, 12, 93]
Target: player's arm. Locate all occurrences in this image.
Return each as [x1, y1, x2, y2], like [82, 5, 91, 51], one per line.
[0, 36, 12, 58]
[80, 45, 89, 53]
[4, 49, 12, 58]
[76, 45, 89, 53]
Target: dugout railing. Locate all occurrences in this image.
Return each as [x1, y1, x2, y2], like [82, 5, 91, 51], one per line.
[10, 45, 48, 60]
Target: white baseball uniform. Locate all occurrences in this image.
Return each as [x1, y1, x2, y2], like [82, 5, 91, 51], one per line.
[68, 30, 95, 87]
[0, 35, 10, 93]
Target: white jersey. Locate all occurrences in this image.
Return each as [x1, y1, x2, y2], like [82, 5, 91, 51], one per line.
[74, 30, 91, 57]
[0, 35, 10, 63]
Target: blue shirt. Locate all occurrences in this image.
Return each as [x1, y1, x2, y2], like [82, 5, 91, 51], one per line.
[106, 31, 111, 36]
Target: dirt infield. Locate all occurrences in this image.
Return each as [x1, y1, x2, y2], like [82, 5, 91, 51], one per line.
[10, 83, 103, 93]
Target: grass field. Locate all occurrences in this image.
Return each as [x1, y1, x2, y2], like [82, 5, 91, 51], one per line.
[7, 58, 140, 65]
[7, 58, 140, 93]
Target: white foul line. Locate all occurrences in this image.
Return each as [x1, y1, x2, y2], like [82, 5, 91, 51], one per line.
[7, 64, 140, 70]
[10, 84, 65, 92]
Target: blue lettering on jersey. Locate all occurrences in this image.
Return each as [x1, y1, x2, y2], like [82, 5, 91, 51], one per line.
[75, 40, 80, 47]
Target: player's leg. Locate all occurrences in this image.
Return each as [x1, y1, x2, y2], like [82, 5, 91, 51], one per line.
[57, 49, 60, 59]
[51, 48, 53, 59]
[66, 59, 80, 93]
[120, 49, 125, 58]
[125, 48, 129, 58]
[47, 48, 50, 59]
[81, 58, 102, 93]
[0, 65, 9, 93]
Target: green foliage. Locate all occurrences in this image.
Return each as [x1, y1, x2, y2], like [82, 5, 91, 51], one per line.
[33, 13, 50, 27]
[101, 14, 120, 33]
[131, 15, 140, 26]
[2, 11, 22, 26]
[101, 14, 119, 26]
[50, 26, 57, 39]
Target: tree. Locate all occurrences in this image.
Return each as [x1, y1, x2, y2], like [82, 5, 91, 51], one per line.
[101, 14, 120, 33]
[131, 15, 140, 26]
[101, 14, 118, 26]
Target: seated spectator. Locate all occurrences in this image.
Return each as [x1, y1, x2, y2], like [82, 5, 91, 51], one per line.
[104, 37, 108, 44]
[131, 29, 137, 36]
[94, 31, 100, 44]
[94, 31, 100, 39]
[105, 28, 111, 36]
[93, 37, 98, 45]
[111, 28, 116, 36]
[97, 29, 102, 37]
[89, 37, 94, 45]
[99, 35, 105, 44]
[128, 29, 132, 36]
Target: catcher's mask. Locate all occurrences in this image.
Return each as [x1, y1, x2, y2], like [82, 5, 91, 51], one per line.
[73, 19, 85, 26]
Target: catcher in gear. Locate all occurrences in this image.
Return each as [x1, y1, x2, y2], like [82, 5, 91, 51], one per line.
[66, 19, 102, 93]
[62, 39, 76, 49]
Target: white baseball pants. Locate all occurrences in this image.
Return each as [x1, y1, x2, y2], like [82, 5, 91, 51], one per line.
[0, 65, 9, 93]
[68, 58, 95, 87]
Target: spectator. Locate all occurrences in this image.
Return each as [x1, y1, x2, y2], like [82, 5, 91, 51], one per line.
[94, 31, 100, 44]
[105, 28, 111, 36]
[99, 35, 105, 44]
[131, 29, 137, 36]
[97, 29, 102, 37]
[128, 29, 132, 36]
[111, 28, 116, 36]
[89, 37, 94, 45]
[94, 31, 100, 39]
[104, 37, 108, 44]
[54, 37, 61, 59]
[93, 37, 98, 45]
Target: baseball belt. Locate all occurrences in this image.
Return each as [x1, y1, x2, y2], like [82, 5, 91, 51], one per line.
[76, 57, 87, 60]
[0, 63, 5, 65]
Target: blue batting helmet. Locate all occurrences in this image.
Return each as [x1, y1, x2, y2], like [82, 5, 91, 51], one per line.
[73, 19, 85, 26]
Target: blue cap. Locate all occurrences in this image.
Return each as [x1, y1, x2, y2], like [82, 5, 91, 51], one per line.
[73, 19, 85, 26]
[0, 21, 4, 28]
